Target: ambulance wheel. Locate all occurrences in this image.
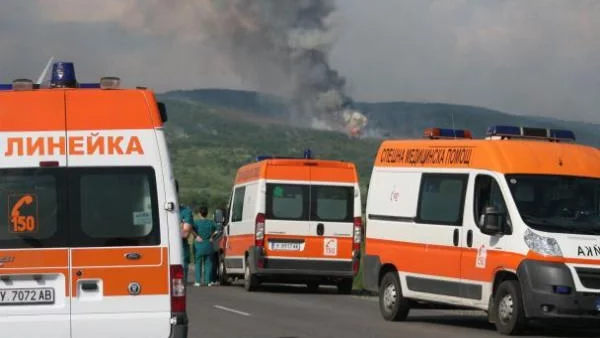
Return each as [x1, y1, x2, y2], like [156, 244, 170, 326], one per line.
[493, 280, 526, 335]
[379, 271, 410, 321]
[337, 278, 353, 295]
[244, 258, 259, 292]
[218, 255, 230, 286]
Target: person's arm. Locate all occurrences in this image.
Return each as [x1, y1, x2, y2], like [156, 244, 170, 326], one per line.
[181, 222, 192, 239]
[209, 223, 218, 242]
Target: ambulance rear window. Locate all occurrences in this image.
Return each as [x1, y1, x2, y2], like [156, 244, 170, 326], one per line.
[69, 167, 160, 247]
[266, 184, 309, 220]
[0, 167, 160, 249]
[0, 169, 67, 249]
[312, 185, 354, 222]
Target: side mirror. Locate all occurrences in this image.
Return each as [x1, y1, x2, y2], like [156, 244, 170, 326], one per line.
[157, 102, 168, 123]
[479, 206, 506, 236]
[213, 208, 224, 224]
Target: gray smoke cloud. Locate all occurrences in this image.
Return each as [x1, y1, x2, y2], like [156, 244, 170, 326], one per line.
[112, 0, 368, 134]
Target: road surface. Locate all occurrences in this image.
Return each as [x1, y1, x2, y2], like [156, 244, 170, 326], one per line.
[186, 282, 600, 338]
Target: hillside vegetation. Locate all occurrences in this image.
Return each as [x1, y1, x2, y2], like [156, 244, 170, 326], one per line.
[162, 98, 380, 208]
[160, 89, 600, 208]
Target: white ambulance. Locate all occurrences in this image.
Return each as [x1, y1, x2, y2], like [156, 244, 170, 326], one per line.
[218, 150, 363, 293]
[0, 62, 187, 338]
[363, 126, 600, 335]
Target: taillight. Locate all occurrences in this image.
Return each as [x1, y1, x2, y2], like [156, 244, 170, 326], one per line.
[170, 265, 186, 313]
[255, 213, 265, 247]
[353, 217, 362, 251]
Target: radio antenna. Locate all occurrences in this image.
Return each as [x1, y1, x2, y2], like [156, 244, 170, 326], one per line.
[451, 111, 456, 139]
[36, 57, 55, 85]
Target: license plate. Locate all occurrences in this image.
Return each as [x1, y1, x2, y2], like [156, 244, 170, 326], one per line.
[0, 288, 55, 305]
[270, 242, 302, 251]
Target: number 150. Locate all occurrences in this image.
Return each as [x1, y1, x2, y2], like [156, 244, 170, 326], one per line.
[11, 215, 36, 232]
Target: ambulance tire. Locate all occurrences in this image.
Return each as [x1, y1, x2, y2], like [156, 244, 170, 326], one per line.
[379, 271, 410, 321]
[244, 258, 259, 292]
[218, 254, 230, 286]
[492, 280, 526, 335]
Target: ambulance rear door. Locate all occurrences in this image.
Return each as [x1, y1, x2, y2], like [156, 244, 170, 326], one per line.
[263, 163, 311, 260]
[65, 90, 171, 338]
[309, 164, 356, 262]
[0, 90, 71, 338]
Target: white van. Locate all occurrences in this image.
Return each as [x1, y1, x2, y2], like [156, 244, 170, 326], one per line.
[218, 151, 363, 293]
[363, 126, 600, 335]
[0, 62, 187, 338]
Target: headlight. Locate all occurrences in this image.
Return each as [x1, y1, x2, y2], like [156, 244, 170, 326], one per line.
[524, 228, 562, 257]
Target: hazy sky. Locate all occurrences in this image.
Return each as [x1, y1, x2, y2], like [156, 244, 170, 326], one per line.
[1, 0, 599, 123]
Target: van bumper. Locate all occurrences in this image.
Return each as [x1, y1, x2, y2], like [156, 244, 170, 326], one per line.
[517, 260, 600, 321]
[248, 247, 355, 282]
[169, 313, 188, 338]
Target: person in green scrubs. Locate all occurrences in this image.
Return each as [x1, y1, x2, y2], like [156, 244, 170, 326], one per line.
[193, 206, 217, 286]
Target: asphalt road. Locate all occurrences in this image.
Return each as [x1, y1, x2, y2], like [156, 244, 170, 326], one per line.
[186, 281, 600, 338]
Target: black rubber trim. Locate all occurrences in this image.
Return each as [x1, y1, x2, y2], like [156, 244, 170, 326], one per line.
[368, 214, 415, 222]
[406, 276, 482, 300]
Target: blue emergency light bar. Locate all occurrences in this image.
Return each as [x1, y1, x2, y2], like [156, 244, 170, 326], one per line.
[0, 61, 120, 91]
[549, 129, 577, 141]
[486, 125, 576, 142]
[423, 127, 472, 139]
[256, 148, 313, 162]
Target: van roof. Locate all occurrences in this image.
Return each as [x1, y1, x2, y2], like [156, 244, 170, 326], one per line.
[375, 138, 600, 178]
[234, 158, 357, 185]
[0, 88, 164, 132]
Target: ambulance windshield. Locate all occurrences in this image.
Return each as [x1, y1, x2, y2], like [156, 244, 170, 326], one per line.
[506, 174, 600, 235]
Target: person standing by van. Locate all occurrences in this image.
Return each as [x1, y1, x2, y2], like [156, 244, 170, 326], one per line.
[193, 206, 217, 286]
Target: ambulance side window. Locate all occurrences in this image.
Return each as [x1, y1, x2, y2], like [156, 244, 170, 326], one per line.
[231, 186, 246, 223]
[416, 173, 468, 226]
[473, 174, 510, 229]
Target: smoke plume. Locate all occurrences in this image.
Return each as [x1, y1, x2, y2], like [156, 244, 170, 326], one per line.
[116, 0, 368, 135]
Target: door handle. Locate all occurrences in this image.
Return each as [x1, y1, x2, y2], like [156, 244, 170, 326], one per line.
[453, 228, 459, 246]
[80, 281, 98, 291]
[125, 252, 141, 260]
[466, 230, 473, 248]
[316, 223, 324, 236]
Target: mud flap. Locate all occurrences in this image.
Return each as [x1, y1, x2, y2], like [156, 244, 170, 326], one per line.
[247, 246, 264, 274]
[362, 255, 382, 293]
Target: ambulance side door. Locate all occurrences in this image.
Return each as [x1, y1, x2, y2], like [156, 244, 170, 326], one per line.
[399, 172, 469, 305]
[224, 184, 250, 275]
[460, 172, 513, 309]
